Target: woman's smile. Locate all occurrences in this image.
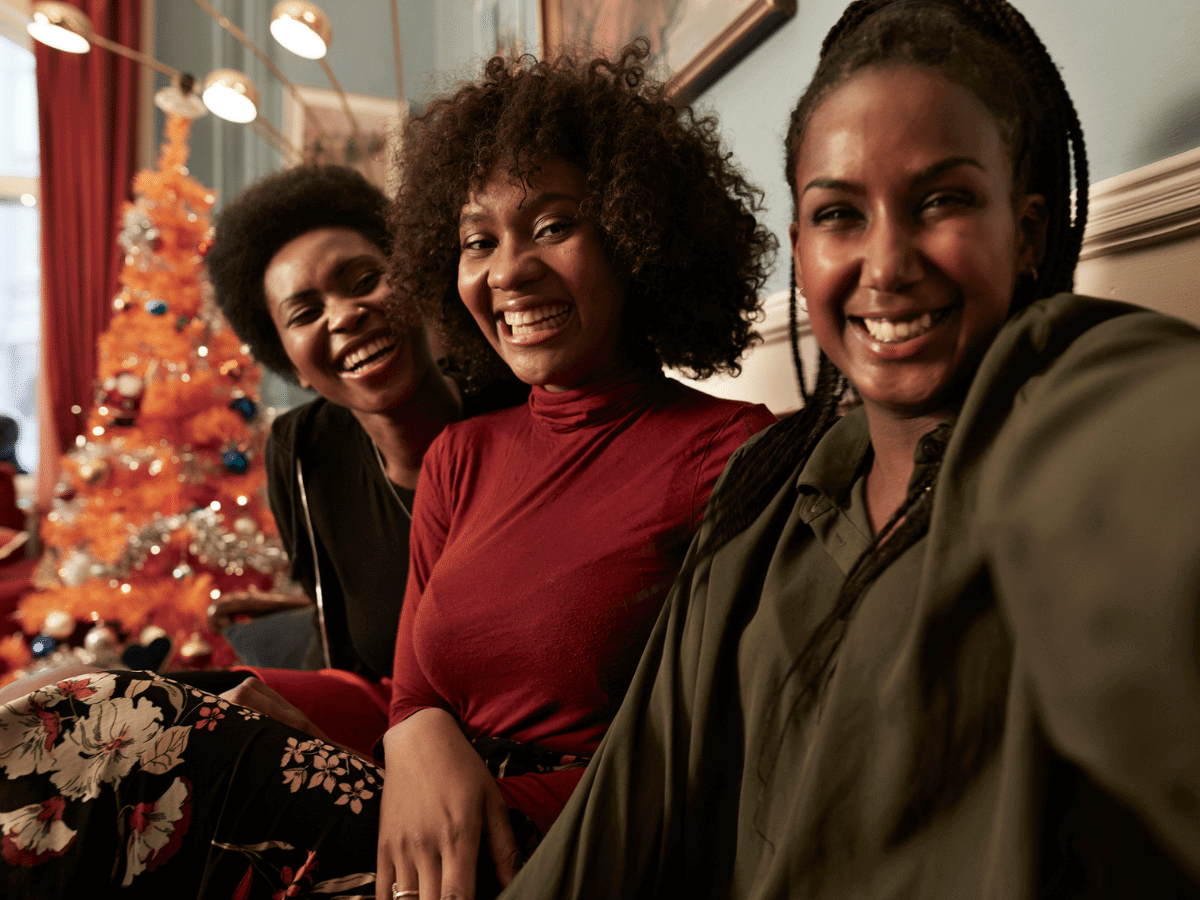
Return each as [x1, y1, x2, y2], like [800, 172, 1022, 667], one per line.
[458, 157, 629, 392]
[500, 303, 573, 341]
[264, 227, 434, 415]
[792, 65, 1044, 423]
[337, 332, 400, 375]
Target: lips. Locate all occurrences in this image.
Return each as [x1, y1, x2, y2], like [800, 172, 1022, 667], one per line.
[338, 334, 397, 373]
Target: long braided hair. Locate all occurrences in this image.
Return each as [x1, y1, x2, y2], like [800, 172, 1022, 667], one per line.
[697, 0, 1088, 785]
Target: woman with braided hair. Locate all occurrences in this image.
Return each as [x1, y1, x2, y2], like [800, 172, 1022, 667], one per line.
[495, 1, 1200, 897]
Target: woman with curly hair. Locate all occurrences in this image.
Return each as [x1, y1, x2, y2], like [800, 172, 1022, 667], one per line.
[0, 43, 775, 899]
[378, 40, 775, 900]
[492, 1, 1200, 897]
[195, 165, 523, 752]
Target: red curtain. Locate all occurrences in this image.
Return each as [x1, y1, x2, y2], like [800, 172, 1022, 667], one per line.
[35, 0, 142, 474]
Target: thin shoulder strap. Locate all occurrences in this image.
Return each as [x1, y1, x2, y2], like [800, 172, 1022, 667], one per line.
[295, 458, 332, 669]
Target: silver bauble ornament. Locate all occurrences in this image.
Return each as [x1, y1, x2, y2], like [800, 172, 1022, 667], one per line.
[58, 551, 94, 587]
[41, 610, 75, 639]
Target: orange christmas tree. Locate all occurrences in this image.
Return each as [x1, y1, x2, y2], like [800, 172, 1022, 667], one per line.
[1, 114, 288, 684]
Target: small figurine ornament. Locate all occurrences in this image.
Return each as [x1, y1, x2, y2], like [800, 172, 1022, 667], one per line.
[101, 371, 146, 426]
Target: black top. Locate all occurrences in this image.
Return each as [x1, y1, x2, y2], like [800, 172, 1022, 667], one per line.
[265, 374, 529, 679]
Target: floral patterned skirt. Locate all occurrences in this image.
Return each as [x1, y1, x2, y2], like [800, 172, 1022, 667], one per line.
[0, 670, 382, 898]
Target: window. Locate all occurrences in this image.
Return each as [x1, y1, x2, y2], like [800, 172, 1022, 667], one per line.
[0, 29, 40, 474]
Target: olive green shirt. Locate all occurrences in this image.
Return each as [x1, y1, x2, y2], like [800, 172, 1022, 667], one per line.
[500, 294, 1200, 898]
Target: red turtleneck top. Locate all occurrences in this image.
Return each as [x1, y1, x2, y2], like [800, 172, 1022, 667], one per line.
[389, 373, 775, 834]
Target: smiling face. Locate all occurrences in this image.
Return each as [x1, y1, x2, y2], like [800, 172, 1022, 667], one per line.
[457, 157, 629, 392]
[792, 64, 1044, 424]
[264, 226, 435, 416]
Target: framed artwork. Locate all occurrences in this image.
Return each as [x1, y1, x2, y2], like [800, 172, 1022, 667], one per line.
[281, 85, 403, 191]
[540, 0, 795, 104]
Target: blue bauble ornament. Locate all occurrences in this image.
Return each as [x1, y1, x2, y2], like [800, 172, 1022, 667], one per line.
[145, 299, 168, 315]
[229, 396, 257, 422]
[30, 634, 57, 658]
[222, 448, 249, 474]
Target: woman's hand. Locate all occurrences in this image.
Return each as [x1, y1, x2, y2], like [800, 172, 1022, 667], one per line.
[376, 708, 520, 900]
[206, 588, 311, 631]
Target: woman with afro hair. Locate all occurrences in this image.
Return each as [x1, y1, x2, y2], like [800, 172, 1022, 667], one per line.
[0, 43, 776, 899]
[194, 165, 523, 753]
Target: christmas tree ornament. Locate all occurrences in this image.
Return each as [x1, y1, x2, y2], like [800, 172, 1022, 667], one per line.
[222, 447, 250, 474]
[76, 457, 111, 486]
[101, 371, 146, 426]
[41, 610, 75, 640]
[117, 206, 161, 253]
[30, 635, 57, 658]
[178, 632, 213, 668]
[83, 621, 121, 656]
[229, 396, 257, 422]
[145, 299, 169, 315]
[219, 359, 243, 380]
[58, 550, 95, 587]
[140, 625, 169, 644]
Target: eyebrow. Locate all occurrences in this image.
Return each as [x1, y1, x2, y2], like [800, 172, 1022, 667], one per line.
[277, 254, 379, 309]
[459, 190, 582, 227]
[801, 156, 985, 196]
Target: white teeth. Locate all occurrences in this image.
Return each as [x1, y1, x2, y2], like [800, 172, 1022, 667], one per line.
[341, 336, 395, 372]
[862, 312, 934, 344]
[503, 303, 571, 335]
[503, 303, 570, 327]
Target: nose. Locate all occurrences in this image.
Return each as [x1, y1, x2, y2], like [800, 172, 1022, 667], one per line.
[327, 297, 369, 332]
[861, 215, 922, 293]
[487, 240, 543, 292]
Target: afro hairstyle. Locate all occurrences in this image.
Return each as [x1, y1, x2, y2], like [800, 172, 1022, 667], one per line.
[206, 165, 392, 380]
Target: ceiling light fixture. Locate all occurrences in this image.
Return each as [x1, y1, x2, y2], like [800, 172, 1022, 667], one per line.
[201, 68, 260, 124]
[270, 1, 331, 60]
[26, 1, 92, 54]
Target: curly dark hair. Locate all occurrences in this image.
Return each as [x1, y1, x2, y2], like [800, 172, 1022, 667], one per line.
[206, 165, 392, 380]
[387, 40, 776, 390]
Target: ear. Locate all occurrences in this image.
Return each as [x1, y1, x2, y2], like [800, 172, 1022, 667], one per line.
[1015, 193, 1048, 275]
[789, 221, 804, 294]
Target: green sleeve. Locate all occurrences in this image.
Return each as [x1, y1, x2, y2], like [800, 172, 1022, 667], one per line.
[979, 308, 1200, 879]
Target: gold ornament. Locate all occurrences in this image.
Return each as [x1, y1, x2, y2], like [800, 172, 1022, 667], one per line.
[78, 458, 112, 485]
[178, 632, 213, 668]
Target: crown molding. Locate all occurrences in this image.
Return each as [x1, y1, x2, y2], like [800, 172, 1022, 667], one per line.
[1080, 144, 1200, 259]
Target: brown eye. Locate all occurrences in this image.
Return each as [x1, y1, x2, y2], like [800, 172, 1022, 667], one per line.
[353, 269, 383, 295]
[812, 204, 861, 227]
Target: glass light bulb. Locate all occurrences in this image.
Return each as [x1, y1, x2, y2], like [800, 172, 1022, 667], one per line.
[270, 16, 327, 59]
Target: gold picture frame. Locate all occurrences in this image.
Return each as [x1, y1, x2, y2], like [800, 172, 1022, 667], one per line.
[540, 0, 795, 104]
[281, 85, 403, 191]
